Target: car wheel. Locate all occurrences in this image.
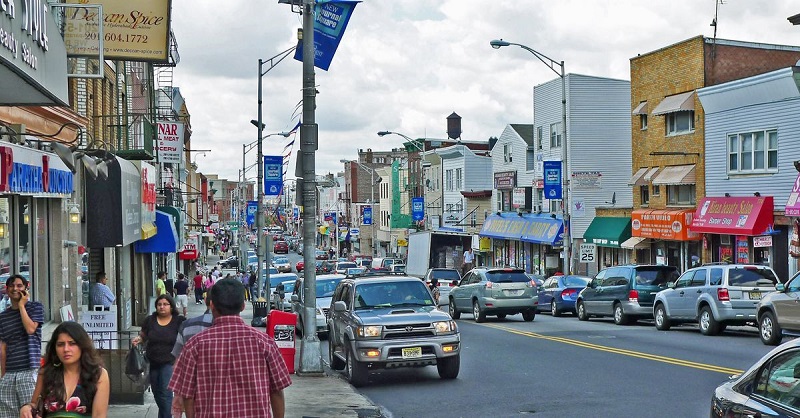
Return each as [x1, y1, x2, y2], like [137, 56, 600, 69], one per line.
[472, 300, 486, 323]
[449, 299, 461, 319]
[613, 303, 629, 325]
[437, 354, 460, 379]
[496, 314, 507, 320]
[345, 343, 368, 387]
[328, 335, 345, 370]
[654, 304, 671, 331]
[699, 306, 721, 336]
[577, 301, 589, 321]
[522, 310, 535, 322]
[759, 311, 783, 346]
[551, 301, 562, 317]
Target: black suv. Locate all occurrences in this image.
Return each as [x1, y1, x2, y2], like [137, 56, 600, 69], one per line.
[576, 265, 679, 325]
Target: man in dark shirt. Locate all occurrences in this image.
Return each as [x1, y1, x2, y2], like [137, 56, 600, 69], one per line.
[0, 274, 43, 416]
[165, 274, 175, 297]
[174, 274, 190, 317]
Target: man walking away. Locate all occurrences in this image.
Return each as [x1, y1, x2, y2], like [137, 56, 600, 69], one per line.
[170, 293, 214, 418]
[462, 247, 475, 276]
[165, 274, 175, 298]
[169, 279, 291, 417]
[174, 274, 190, 317]
[0, 274, 44, 416]
[192, 271, 204, 305]
[91, 271, 116, 310]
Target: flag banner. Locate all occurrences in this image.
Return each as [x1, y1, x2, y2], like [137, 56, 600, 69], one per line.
[264, 155, 283, 196]
[294, 0, 360, 71]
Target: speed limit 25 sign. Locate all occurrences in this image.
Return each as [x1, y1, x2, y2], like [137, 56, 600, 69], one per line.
[579, 243, 597, 263]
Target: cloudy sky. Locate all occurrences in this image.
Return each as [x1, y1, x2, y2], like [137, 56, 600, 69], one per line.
[170, 0, 800, 182]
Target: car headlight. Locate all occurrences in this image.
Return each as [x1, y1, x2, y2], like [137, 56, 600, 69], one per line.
[433, 320, 457, 334]
[357, 325, 382, 337]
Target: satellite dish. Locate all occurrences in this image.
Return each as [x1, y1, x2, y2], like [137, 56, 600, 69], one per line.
[605, 192, 617, 206]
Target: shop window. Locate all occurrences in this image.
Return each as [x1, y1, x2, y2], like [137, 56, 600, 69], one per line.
[665, 111, 694, 135]
[667, 185, 696, 206]
[640, 185, 650, 206]
[0, 197, 9, 280]
[727, 129, 778, 174]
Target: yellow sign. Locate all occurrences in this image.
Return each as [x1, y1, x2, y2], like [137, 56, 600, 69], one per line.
[397, 239, 408, 247]
[63, 0, 172, 62]
[479, 237, 491, 252]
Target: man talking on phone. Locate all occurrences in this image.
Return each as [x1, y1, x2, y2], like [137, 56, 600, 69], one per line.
[0, 274, 43, 416]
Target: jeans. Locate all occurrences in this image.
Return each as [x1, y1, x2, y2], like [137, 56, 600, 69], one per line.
[149, 363, 173, 418]
[194, 288, 204, 303]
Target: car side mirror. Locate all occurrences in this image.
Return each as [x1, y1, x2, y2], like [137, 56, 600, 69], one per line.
[290, 294, 299, 302]
[333, 300, 347, 312]
[777, 283, 786, 292]
[588, 281, 596, 289]
[668, 282, 676, 289]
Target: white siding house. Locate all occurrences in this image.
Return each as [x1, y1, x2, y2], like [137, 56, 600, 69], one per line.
[491, 124, 535, 213]
[435, 144, 493, 231]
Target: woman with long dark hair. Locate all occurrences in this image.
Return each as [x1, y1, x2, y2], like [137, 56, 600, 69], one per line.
[19, 321, 109, 417]
[133, 294, 184, 418]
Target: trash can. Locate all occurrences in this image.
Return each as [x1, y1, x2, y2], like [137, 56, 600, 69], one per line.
[266, 310, 297, 373]
[252, 301, 269, 327]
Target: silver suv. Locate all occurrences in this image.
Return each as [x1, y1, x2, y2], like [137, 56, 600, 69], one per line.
[653, 264, 778, 335]
[757, 270, 800, 345]
[327, 276, 460, 387]
[448, 268, 538, 322]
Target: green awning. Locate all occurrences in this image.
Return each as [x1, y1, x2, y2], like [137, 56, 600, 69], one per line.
[583, 217, 632, 248]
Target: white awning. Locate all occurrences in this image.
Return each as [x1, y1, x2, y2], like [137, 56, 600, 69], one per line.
[621, 237, 651, 249]
[628, 167, 648, 186]
[652, 164, 696, 185]
[632, 101, 648, 115]
[652, 91, 696, 115]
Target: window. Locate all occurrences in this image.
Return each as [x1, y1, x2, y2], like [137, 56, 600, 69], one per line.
[503, 144, 513, 163]
[640, 185, 649, 205]
[549, 199, 559, 213]
[640, 114, 648, 130]
[470, 211, 477, 227]
[690, 269, 707, 286]
[666, 184, 696, 206]
[455, 168, 462, 190]
[550, 123, 562, 148]
[727, 129, 778, 173]
[665, 111, 694, 135]
[536, 127, 543, 150]
[709, 268, 723, 286]
[446, 169, 453, 191]
[496, 192, 502, 212]
[652, 185, 660, 196]
[753, 349, 800, 408]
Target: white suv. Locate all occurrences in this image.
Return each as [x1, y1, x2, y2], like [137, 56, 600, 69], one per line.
[653, 264, 779, 335]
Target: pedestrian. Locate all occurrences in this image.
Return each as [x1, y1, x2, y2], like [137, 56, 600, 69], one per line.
[192, 271, 204, 305]
[174, 274, 190, 317]
[156, 271, 167, 297]
[169, 293, 213, 418]
[133, 295, 185, 418]
[203, 273, 215, 297]
[168, 279, 292, 417]
[211, 267, 220, 281]
[90, 271, 115, 310]
[428, 277, 440, 307]
[241, 271, 251, 302]
[165, 274, 175, 298]
[249, 271, 258, 302]
[462, 247, 475, 276]
[19, 322, 110, 418]
[0, 274, 44, 417]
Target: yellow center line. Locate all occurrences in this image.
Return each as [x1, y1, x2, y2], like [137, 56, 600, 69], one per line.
[481, 323, 744, 376]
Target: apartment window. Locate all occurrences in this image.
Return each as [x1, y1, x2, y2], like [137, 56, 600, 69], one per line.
[652, 185, 660, 196]
[728, 129, 778, 173]
[550, 123, 562, 148]
[549, 199, 559, 213]
[640, 114, 648, 130]
[496, 192, 502, 211]
[536, 126, 543, 150]
[640, 185, 649, 206]
[667, 185, 696, 206]
[503, 144, 513, 163]
[665, 111, 694, 135]
[455, 168, 462, 190]
[470, 211, 477, 228]
[446, 169, 453, 191]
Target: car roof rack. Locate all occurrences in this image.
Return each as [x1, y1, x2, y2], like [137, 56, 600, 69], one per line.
[701, 262, 730, 266]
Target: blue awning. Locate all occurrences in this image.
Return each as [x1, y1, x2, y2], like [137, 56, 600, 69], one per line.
[479, 214, 564, 246]
[134, 211, 179, 253]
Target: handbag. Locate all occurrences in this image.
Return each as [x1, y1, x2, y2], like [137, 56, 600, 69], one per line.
[125, 344, 150, 388]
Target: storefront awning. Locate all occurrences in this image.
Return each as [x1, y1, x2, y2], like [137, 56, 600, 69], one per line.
[583, 217, 632, 248]
[786, 173, 800, 216]
[479, 214, 564, 246]
[632, 101, 648, 115]
[691, 196, 775, 236]
[134, 211, 179, 253]
[631, 209, 701, 241]
[620, 236, 651, 249]
[628, 167, 649, 186]
[652, 164, 696, 185]
[652, 91, 695, 115]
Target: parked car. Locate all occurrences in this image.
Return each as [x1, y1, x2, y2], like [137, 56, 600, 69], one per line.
[424, 268, 461, 307]
[274, 241, 289, 254]
[711, 337, 800, 417]
[290, 274, 345, 338]
[315, 250, 329, 260]
[334, 262, 358, 274]
[371, 257, 404, 272]
[390, 264, 406, 275]
[576, 264, 679, 325]
[449, 268, 538, 323]
[327, 275, 460, 386]
[653, 263, 778, 335]
[217, 255, 239, 269]
[758, 270, 800, 345]
[526, 274, 546, 288]
[537, 275, 592, 316]
[295, 260, 305, 273]
[349, 254, 373, 264]
[272, 256, 292, 273]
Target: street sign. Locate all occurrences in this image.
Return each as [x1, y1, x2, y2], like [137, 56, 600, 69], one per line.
[412, 197, 424, 221]
[579, 243, 596, 264]
[362, 206, 372, 225]
[263, 155, 283, 196]
[350, 228, 360, 236]
[543, 161, 563, 200]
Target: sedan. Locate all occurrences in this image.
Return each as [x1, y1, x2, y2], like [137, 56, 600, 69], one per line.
[295, 260, 305, 272]
[274, 241, 289, 254]
[273, 256, 292, 273]
[711, 337, 800, 417]
[536, 275, 592, 316]
[334, 262, 357, 274]
[315, 250, 329, 260]
[217, 255, 239, 269]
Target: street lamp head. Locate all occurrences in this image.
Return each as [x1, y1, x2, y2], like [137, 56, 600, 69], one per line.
[490, 39, 510, 49]
[376, 131, 391, 137]
[339, 159, 349, 164]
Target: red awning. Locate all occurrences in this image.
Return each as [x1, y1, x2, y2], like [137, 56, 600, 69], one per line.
[690, 196, 774, 236]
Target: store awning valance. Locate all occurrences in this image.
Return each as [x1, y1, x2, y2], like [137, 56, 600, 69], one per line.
[134, 211, 179, 253]
[479, 214, 564, 246]
[691, 196, 775, 236]
[141, 222, 157, 240]
[652, 164, 696, 185]
[628, 167, 648, 186]
[632, 101, 648, 115]
[583, 217, 632, 248]
[652, 91, 695, 115]
[620, 237, 651, 249]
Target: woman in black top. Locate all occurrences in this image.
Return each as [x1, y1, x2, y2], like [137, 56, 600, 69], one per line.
[133, 295, 184, 418]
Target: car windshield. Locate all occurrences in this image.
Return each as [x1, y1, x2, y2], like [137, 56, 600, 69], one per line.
[635, 267, 680, 286]
[431, 270, 461, 280]
[728, 268, 779, 287]
[274, 257, 289, 264]
[563, 276, 591, 287]
[486, 270, 530, 283]
[316, 278, 343, 298]
[354, 282, 435, 309]
[281, 281, 295, 293]
[337, 263, 357, 269]
[268, 274, 295, 288]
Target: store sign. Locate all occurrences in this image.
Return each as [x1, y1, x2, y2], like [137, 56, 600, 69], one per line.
[86, 156, 142, 247]
[753, 235, 773, 248]
[571, 171, 602, 190]
[80, 310, 118, 349]
[349, 228, 360, 236]
[631, 209, 700, 241]
[512, 188, 525, 208]
[179, 234, 199, 260]
[135, 161, 156, 227]
[786, 173, 800, 216]
[691, 196, 774, 236]
[156, 121, 183, 164]
[494, 171, 516, 189]
[0, 143, 73, 196]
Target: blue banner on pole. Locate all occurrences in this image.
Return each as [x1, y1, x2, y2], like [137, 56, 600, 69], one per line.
[362, 206, 372, 225]
[293, 207, 299, 219]
[294, 0, 360, 71]
[412, 197, 424, 221]
[543, 161, 563, 200]
[246, 201, 258, 226]
[264, 155, 283, 196]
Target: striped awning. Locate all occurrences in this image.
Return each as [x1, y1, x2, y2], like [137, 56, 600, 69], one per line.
[652, 164, 696, 185]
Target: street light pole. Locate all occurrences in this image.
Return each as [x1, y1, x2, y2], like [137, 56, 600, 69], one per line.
[490, 39, 571, 274]
[377, 131, 426, 230]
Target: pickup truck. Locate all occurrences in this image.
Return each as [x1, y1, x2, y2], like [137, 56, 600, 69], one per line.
[327, 276, 460, 387]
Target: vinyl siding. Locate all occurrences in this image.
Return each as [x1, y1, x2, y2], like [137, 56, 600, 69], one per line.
[491, 125, 533, 212]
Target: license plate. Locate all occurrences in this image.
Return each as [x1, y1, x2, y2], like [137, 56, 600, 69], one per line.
[749, 291, 761, 300]
[402, 347, 422, 359]
[503, 289, 524, 296]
